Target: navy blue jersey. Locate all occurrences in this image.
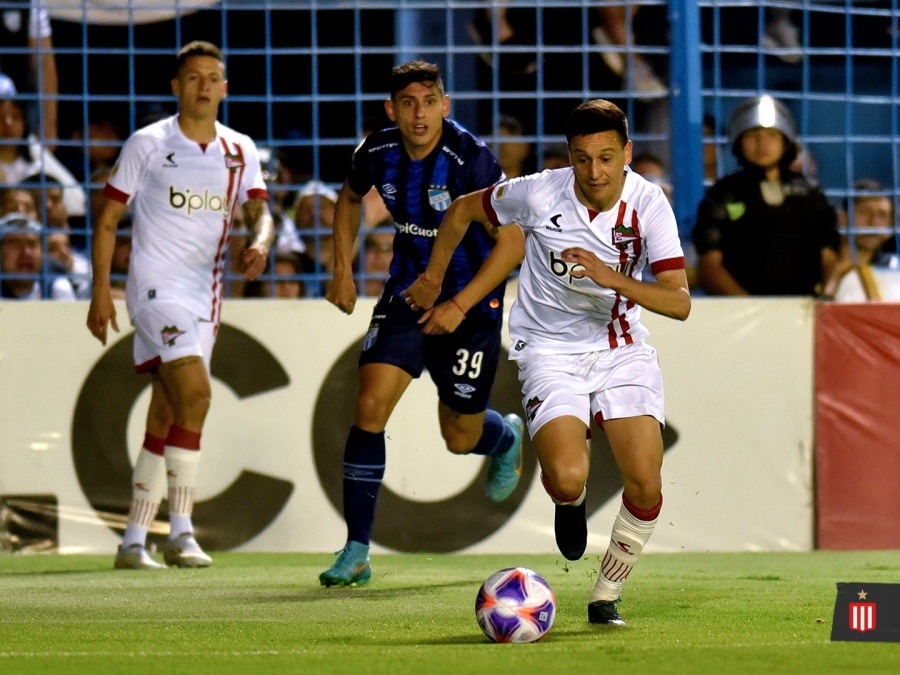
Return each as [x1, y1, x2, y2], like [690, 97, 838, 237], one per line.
[347, 118, 505, 318]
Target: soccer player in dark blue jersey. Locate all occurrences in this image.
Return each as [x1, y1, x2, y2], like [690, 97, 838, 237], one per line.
[320, 61, 524, 587]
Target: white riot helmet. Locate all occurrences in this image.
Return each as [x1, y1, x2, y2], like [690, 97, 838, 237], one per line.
[728, 95, 799, 166]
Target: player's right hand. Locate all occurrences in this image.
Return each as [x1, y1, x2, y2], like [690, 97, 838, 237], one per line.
[86, 291, 119, 346]
[326, 273, 357, 315]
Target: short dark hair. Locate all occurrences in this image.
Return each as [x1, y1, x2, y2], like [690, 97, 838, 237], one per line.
[390, 61, 443, 99]
[566, 99, 629, 147]
[174, 41, 224, 77]
[843, 178, 890, 211]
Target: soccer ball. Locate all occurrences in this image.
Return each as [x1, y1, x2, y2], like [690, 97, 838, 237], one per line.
[475, 567, 556, 643]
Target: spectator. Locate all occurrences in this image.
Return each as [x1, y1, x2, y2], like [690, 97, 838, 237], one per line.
[541, 143, 570, 171]
[0, 212, 74, 300]
[693, 95, 839, 296]
[243, 250, 305, 299]
[0, 185, 38, 219]
[25, 173, 91, 297]
[0, 76, 86, 217]
[361, 225, 393, 298]
[631, 151, 672, 203]
[762, 7, 803, 64]
[65, 114, 122, 181]
[826, 180, 899, 301]
[294, 179, 341, 294]
[592, 4, 666, 96]
[0, 1, 57, 144]
[496, 114, 533, 179]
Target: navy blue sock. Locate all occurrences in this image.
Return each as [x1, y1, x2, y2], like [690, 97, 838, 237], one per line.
[342, 425, 386, 546]
[469, 409, 514, 457]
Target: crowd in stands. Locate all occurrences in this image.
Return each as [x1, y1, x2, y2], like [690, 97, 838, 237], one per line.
[0, 5, 895, 304]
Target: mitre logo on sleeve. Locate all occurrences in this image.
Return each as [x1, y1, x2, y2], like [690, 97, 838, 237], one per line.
[831, 583, 900, 642]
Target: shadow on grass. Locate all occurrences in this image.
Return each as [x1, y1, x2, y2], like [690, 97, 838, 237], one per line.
[233, 578, 477, 604]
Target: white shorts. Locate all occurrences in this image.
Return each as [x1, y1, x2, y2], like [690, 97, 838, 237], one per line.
[517, 342, 665, 438]
[132, 301, 216, 373]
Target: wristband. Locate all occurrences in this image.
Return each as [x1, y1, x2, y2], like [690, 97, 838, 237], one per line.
[451, 297, 467, 315]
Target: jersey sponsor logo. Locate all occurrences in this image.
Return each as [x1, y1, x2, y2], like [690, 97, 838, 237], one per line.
[548, 250, 586, 284]
[395, 222, 439, 238]
[169, 186, 230, 216]
[441, 145, 465, 166]
[381, 183, 396, 201]
[525, 396, 543, 422]
[546, 214, 563, 232]
[428, 188, 451, 212]
[164, 152, 178, 167]
[160, 325, 186, 347]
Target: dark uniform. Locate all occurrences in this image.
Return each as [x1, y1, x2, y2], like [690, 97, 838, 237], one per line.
[347, 118, 504, 413]
[693, 167, 839, 295]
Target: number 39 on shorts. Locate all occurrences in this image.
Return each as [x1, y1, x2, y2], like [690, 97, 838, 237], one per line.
[453, 349, 483, 378]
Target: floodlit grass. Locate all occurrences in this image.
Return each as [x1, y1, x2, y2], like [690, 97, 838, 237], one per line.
[1, 551, 899, 674]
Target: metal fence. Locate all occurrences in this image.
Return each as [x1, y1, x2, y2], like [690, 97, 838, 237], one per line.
[0, 0, 897, 298]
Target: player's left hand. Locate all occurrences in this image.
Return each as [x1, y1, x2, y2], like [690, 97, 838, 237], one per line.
[402, 273, 442, 312]
[561, 247, 616, 288]
[419, 300, 465, 335]
[241, 244, 268, 280]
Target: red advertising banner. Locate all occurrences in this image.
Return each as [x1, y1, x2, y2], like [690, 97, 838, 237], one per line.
[816, 303, 900, 549]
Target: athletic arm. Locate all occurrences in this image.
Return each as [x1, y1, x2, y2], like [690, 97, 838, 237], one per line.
[86, 198, 129, 344]
[419, 224, 525, 335]
[240, 197, 275, 280]
[326, 180, 365, 314]
[403, 188, 496, 310]
[29, 34, 57, 145]
[696, 250, 749, 296]
[561, 247, 692, 321]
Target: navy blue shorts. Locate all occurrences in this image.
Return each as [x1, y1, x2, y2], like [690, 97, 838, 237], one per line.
[358, 294, 502, 415]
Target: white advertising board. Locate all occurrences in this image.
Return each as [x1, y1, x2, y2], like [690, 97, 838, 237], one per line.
[0, 297, 814, 554]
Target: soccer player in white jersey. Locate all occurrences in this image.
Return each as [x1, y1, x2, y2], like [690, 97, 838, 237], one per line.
[86, 41, 274, 570]
[404, 99, 690, 625]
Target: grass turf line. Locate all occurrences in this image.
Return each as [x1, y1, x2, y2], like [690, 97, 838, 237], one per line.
[1, 551, 899, 674]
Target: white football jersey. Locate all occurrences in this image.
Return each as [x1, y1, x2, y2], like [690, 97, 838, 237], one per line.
[105, 115, 268, 323]
[486, 167, 684, 355]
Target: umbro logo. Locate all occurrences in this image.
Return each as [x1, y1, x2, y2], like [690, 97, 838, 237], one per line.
[545, 213, 563, 232]
[164, 152, 178, 167]
[454, 383, 476, 399]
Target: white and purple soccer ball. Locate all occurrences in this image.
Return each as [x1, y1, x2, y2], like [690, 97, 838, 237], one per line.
[475, 567, 556, 643]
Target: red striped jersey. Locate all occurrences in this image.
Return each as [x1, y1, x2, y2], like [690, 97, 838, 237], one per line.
[105, 115, 268, 323]
[485, 167, 684, 354]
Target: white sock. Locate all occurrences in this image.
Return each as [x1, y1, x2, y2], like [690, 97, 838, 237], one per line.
[165, 445, 201, 539]
[122, 448, 167, 548]
[590, 498, 659, 603]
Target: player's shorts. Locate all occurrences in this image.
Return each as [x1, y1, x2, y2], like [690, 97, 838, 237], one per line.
[358, 294, 502, 415]
[131, 300, 216, 374]
[517, 342, 665, 438]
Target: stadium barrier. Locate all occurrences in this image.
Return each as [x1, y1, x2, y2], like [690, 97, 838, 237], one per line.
[0, 296, 815, 554]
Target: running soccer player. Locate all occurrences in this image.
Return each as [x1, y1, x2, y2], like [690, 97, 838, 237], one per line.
[320, 61, 524, 587]
[86, 41, 274, 570]
[404, 99, 690, 625]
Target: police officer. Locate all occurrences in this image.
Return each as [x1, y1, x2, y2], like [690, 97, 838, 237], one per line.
[692, 95, 839, 296]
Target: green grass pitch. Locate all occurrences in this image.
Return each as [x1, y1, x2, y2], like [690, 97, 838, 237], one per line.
[2, 551, 899, 674]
